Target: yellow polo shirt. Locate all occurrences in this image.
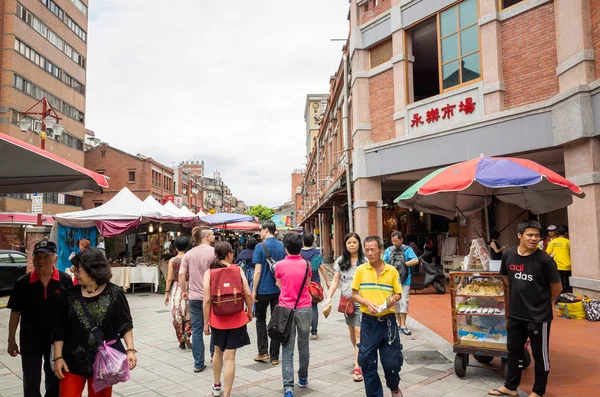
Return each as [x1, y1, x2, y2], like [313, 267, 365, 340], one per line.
[546, 237, 571, 271]
[351, 261, 402, 316]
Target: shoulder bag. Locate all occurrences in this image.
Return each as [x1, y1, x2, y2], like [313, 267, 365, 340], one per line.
[262, 242, 278, 277]
[267, 261, 309, 344]
[77, 291, 131, 392]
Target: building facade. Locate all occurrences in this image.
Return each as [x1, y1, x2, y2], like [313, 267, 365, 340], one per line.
[304, 94, 330, 158]
[299, 0, 600, 298]
[0, 0, 89, 214]
[83, 143, 174, 208]
[173, 160, 205, 213]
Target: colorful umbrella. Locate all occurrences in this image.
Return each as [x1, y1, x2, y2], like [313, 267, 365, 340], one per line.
[394, 156, 585, 219]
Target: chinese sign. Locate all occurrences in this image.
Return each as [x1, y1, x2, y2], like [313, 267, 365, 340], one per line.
[271, 214, 293, 230]
[31, 193, 43, 214]
[406, 88, 481, 135]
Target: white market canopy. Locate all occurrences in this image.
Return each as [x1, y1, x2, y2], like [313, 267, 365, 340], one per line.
[180, 205, 197, 217]
[143, 196, 182, 218]
[54, 187, 160, 228]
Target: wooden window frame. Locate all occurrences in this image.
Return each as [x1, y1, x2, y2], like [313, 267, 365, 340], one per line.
[498, 0, 527, 11]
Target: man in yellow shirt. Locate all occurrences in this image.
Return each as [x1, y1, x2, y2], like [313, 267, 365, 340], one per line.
[352, 236, 404, 397]
[546, 225, 571, 293]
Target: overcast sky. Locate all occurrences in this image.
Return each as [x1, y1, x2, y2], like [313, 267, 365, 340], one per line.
[85, 1, 349, 207]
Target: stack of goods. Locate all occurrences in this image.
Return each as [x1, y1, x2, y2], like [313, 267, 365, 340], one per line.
[458, 324, 506, 344]
[458, 279, 503, 296]
[457, 298, 504, 314]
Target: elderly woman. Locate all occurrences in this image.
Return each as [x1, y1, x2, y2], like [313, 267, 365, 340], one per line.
[53, 248, 136, 397]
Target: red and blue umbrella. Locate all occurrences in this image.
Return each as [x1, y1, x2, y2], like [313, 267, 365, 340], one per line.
[394, 156, 585, 219]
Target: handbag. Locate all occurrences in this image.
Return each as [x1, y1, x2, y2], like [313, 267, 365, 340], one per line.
[77, 292, 130, 392]
[309, 280, 324, 304]
[267, 262, 309, 344]
[337, 295, 355, 316]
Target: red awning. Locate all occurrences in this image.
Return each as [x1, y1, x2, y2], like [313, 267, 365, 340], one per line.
[0, 132, 109, 193]
[0, 212, 54, 226]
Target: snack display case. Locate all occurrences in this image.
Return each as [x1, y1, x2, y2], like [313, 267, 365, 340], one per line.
[449, 271, 531, 377]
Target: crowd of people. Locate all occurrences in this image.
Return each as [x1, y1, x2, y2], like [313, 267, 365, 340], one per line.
[5, 217, 569, 397]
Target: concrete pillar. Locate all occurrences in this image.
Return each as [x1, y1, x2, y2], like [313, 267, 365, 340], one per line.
[564, 137, 600, 299]
[554, 0, 594, 90]
[392, 29, 408, 137]
[322, 213, 333, 262]
[479, 0, 504, 114]
[354, 177, 383, 240]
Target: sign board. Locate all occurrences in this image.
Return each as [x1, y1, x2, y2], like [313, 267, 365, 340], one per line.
[467, 238, 490, 271]
[271, 214, 293, 230]
[58, 193, 65, 205]
[174, 197, 183, 208]
[31, 193, 43, 214]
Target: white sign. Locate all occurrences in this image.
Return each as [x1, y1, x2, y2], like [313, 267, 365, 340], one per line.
[174, 197, 183, 208]
[406, 87, 483, 136]
[31, 193, 43, 214]
[58, 193, 65, 205]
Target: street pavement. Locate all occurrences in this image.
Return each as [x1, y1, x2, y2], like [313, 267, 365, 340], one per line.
[0, 289, 514, 397]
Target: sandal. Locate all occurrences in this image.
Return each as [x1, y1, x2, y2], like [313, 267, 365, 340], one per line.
[400, 327, 412, 336]
[488, 389, 518, 396]
[352, 367, 363, 382]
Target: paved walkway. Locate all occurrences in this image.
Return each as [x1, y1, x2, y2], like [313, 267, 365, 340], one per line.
[0, 290, 509, 397]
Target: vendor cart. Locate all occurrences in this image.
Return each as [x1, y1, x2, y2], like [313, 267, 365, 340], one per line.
[449, 271, 531, 377]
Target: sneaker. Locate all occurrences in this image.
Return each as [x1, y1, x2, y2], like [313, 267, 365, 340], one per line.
[311, 334, 318, 340]
[271, 359, 280, 365]
[298, 378, 308, 388]
[212, 383, 223, 396]
[284, 391, 293, 397]
[254, 353, 269, 362]
[392, 389, 403, 397]
[194, 364, 206, 373]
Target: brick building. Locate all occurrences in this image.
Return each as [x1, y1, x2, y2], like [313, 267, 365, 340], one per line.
[299, 0, 600, 298]
[0, 0, 89, 214]
[173, 160, 205, 213]
[82, 143, 174, 208]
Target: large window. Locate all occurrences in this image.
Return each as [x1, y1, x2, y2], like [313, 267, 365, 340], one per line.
[14, 38, 85, 95]
[407, 0, 480, 102]
[69, 0, 88, 16]
[440, 0, 480, 89]
[40, 0, 87, 42]
[370, 39, 393, 69]
[16, 3, 86, 68]
[129, 171, 136, 182]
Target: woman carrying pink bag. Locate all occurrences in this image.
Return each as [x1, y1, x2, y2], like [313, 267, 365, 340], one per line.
[53, 248, 137, 397]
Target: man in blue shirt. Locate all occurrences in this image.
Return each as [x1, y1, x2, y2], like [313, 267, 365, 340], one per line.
[383, 230, 419, 335]
[252, 220, 286, 365]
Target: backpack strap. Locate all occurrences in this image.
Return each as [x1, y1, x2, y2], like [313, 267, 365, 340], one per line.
[293, 261, 310, 310]
[262, 242, 273, 261]
[76, 290, 104, 348]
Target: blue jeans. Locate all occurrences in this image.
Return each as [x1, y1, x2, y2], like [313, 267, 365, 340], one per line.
[189, 299, 215, 369]
[282, 307, 312, 392]
[311, 302, 318, 335]
[357, 313, 404, 397]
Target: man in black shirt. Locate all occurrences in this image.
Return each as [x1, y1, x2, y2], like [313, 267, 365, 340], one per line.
[6, 240, 73, 397]
[489, 220, 562, 397]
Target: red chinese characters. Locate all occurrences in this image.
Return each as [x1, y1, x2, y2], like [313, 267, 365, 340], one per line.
[410, 96, 477, 128]
[410, 113, 424, 127]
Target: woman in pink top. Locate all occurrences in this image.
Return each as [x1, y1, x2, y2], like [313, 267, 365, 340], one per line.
[275, 233, 312, 397]
[203, 242, 252, 397]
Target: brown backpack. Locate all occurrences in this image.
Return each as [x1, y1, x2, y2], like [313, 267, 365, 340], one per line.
[210, 265, 244, 316]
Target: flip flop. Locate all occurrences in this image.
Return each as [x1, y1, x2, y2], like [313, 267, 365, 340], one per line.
[400, 327, 412, 336]
[352, 367, 363, 382]
[488, 389, 517, 396]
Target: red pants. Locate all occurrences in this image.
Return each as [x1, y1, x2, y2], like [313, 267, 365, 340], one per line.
[60, 372, 112, 397]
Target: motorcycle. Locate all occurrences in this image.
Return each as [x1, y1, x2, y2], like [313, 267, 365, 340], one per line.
[410, 249, 446, 294]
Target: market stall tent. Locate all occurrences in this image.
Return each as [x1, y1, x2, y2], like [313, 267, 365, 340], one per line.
[212, 221, 261, 231]
[200, 213, 254, 224]
[180, 206, 196, 217]
[143, 196, 182, 219]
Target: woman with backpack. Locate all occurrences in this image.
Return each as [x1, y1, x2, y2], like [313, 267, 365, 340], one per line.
[323, 232, 367, 382]
[300, 233, 330, 339]
[164, 236, 192, 349]
[203, 242, 252, 397]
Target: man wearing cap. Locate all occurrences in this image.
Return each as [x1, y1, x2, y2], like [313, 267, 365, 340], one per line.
[539, 225, 557, 251]
[7, 240, 73, 397]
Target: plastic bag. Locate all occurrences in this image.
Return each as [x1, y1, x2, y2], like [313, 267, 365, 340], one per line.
[92, 341, 131, 393]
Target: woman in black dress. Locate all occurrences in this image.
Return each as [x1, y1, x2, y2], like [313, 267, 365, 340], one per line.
[53, 248, 136, 397]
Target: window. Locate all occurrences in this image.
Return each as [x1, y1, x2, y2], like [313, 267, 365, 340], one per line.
[129, 171, 136, 182]
[69, 0, 88, 16]
[0, 253, 11, 263]
[39, 0, 87, 42]
[440, 0, 480, 89]
[16, 3, 86, 69]
[11, 253, 27, 263]
[369, 39, 393, 68]
[14, 38, 85, 95]
[501, 0, 525, 9]
[94, 202, 103, 208]
[407, 0, 480, 102]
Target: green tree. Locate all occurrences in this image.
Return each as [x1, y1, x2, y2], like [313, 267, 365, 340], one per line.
[246, 204, 275, 221]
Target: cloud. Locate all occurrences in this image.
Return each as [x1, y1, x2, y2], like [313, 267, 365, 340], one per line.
[86, 0, 349, 207]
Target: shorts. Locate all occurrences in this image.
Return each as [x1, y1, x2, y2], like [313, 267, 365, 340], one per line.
[345, 303, 362, 327]
[212, 324, 251, 351]
[395, 284, 410, 314]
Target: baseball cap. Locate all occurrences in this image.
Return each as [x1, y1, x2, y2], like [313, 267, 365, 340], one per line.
[33, 240, 57, 255]
[547, 225, 557, 231]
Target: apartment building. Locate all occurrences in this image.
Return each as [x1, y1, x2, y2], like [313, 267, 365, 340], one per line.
[0, 0, 89, 214]
[299, 0, 600, 298]
[173, 160, 205, 213]
[83, 143, 174, 208]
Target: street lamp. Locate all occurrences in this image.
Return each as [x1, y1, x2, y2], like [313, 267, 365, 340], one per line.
[19, 97, 62, 150]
